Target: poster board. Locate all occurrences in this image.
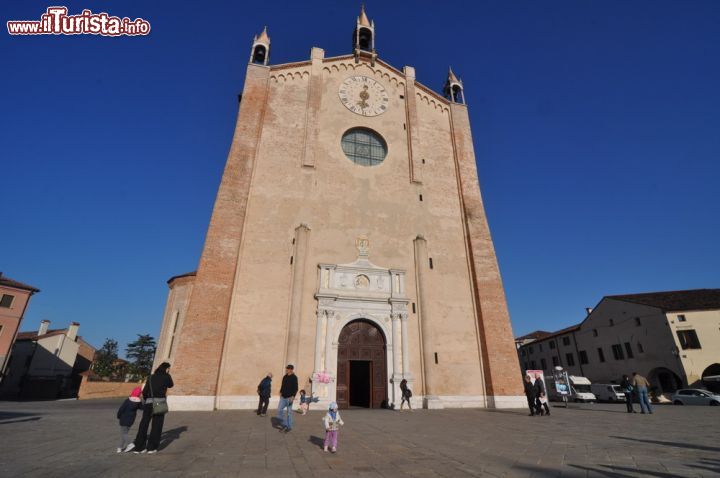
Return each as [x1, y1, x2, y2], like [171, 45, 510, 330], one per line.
[552, 369, 571, 397]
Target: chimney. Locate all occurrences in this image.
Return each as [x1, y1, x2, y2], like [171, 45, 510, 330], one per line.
[67, 322, 79, 341]
[585, 307, 593, 316]
[38, 320, 50, 336]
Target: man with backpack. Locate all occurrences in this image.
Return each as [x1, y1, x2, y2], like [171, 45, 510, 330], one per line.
[256, 372, 272, 416]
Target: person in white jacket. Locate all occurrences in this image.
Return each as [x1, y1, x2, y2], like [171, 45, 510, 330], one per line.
[322, 402, 344, 453]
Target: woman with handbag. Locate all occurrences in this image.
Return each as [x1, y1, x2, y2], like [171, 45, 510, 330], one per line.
[125, 362, 174, 454]
[399, 379, 413, 411]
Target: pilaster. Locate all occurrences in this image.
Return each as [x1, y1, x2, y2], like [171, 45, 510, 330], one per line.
[413, 235, 439, 407]
[403, 66, 423, 184]
[301, 47, 324, 168]
[285, 223, 311, 366]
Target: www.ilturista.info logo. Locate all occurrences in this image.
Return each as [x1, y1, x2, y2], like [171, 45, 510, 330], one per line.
[7, 7, 151, 36]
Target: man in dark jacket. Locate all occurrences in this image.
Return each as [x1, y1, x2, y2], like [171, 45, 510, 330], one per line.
[523, 375, 537, 416]
[533, 373, 550, 416]
[257, 372, 273, 416]
[276, 364, 298, 433]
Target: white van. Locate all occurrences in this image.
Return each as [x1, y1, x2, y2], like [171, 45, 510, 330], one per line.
[568, 376, 596, 402]
[547, 375, 597, 402]
[591, 383, 626, 402]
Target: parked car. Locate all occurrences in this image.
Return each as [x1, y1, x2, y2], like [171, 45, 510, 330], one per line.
[671, 389, 720, 406]
[591, 383, 626, 402]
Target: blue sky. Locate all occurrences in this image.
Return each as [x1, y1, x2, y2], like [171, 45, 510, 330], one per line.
[2, 1, 719, 354]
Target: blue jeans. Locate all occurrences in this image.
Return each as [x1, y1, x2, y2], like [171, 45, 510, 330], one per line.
[277, 397, 294, 429]
[637, 388, 653, 413]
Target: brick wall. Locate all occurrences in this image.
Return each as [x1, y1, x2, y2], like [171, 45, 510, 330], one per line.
[170, 63, 271, 396]
[77, 377, 142, 400]
[450, 102, 524, 397]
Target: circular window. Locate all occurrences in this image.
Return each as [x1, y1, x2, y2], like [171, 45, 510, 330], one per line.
[341, 128, 387, 166]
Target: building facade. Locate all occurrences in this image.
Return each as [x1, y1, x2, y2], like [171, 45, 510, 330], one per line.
[0, 320, 95, 399]
[516, 325, 583, 376]
[156, 7, 524, 411]
[517, 289, 720, 394]
[0, 273, 40, 382]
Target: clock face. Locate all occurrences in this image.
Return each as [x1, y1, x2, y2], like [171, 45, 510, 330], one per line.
[338, 76, 389, 117]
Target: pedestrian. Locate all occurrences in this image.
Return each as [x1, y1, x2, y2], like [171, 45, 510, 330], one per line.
[277, 364, 298, 433]
[298, 389, 317, 415]
[533, 373, 550, 416]
[523, 375, 537, 416]
[632, 372, 653, 414]
[125, 362, 174, 454]
[116, 386, 143, 453]
[322, 401, 344, 453]
[298, 389, 308, 415]
[399, 379, 413, 411]
[256, 372, 272, 416]
[620, 374, 636, 413]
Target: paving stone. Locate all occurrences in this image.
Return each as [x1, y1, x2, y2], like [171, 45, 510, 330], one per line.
[0, 400, 718, 477]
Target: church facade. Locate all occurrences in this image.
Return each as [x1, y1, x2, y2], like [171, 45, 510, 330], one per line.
[155, 8, 524, 410]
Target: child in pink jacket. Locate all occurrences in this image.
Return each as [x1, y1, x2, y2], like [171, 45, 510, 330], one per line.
[322, 402, 344, 453]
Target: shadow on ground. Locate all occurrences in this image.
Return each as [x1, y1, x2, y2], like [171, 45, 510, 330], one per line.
[610, 435, 720, 453]
[686, 458, 720, 474]
[308, 435, 324, 449]
[159, 426, 188, 450]
[0, 411, 43, 425]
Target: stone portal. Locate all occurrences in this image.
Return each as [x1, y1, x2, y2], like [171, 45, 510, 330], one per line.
[312, 239, 410, 408]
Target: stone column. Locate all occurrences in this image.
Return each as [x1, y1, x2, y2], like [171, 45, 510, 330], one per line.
[391, 313, 401, 375]
[400, 313, 410, 379]
[313, 309, 326, 375]
[285, 224, 311, 367]
[324, 311, 335, 373]
[390, 313, 401, 405]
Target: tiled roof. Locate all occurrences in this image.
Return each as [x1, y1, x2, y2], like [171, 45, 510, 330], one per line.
[167, 271, 197, 285]
[0, 273, 40, 293]
[517, 325, 581, 346]
[608, 289, 720, 312]
[516, 330, 552, 341]
[16, 329, 66, 341]
[534, 324, 581, 342]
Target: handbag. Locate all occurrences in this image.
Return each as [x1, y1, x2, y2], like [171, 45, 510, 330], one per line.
[148, 376, 169, 416]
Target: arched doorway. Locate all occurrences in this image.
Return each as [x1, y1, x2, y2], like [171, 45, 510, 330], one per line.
[702, 364, 720, 393]
[648, 367, 683, 394]
[336, 320, 387, 409]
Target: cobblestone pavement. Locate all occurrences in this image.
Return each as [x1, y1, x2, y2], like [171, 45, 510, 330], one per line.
[1, 399, 719, 477]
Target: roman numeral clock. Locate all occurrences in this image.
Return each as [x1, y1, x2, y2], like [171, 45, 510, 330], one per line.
[339, 76, 389, 116]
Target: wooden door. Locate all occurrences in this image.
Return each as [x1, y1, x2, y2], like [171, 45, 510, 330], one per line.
[336, 320, 387, 409]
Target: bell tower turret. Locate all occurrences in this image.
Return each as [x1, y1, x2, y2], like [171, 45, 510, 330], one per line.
[444, 67, 465, 104]
[250, 26, 270, 66]
[353, 5, 376, 65]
